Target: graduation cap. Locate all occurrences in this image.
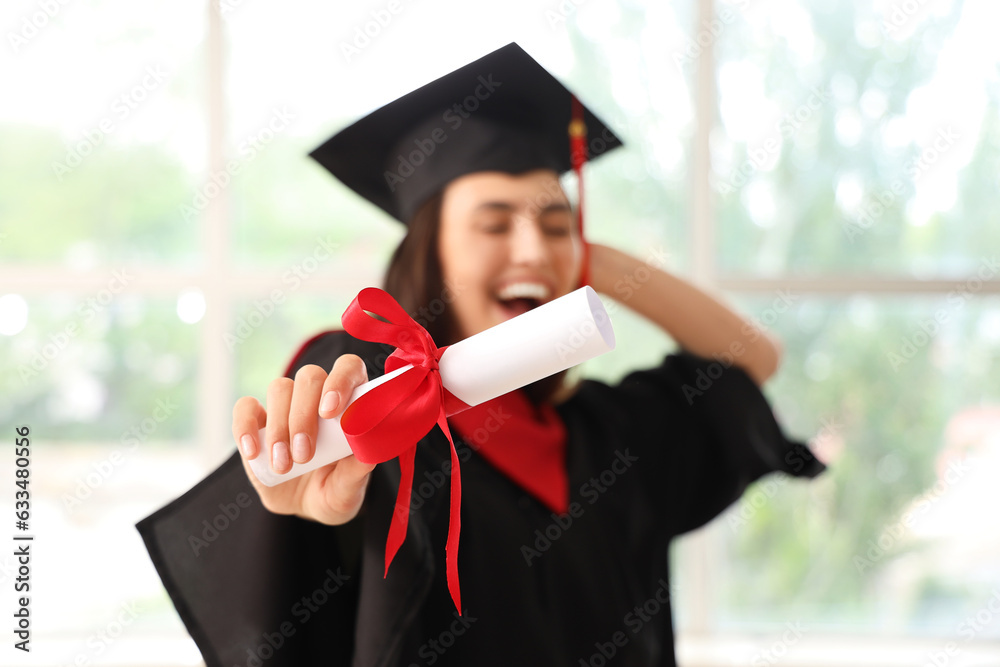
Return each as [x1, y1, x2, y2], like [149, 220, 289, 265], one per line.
[309, 42, 624, 226]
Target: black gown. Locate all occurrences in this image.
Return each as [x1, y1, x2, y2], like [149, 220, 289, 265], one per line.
[137, 331, 825, 667]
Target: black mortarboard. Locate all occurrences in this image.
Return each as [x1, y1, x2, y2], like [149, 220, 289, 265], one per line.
[309, 42, 623, 224]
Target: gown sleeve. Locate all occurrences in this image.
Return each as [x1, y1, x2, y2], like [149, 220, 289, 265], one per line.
[135, 330, 379, 667]
[601, 350, 825, 537]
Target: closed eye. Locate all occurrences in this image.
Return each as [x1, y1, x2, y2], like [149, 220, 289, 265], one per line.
[540, 207, 573, 237]
[477, 219, 511, 234]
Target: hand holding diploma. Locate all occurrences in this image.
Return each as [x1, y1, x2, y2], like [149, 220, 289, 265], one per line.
[236, 285, 614, 518]
[233, 352, 378, 527]
[233, 285, 615, 611]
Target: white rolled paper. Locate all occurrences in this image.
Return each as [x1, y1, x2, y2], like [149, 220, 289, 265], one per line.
[250, 285, 615, 486]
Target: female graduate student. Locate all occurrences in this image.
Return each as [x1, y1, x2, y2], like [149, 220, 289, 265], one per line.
[138, 43, 825, 667]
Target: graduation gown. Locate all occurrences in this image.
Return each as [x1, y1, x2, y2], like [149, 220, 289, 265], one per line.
[137, 330, 825, 667]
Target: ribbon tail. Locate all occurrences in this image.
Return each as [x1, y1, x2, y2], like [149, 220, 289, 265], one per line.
[438, 410, 463, 615]
[384, 445, 416, 578]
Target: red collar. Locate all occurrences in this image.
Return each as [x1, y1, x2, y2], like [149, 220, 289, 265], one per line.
[448, 389, 569, 515]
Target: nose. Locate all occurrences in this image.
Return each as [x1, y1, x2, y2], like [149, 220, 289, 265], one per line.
[509, 216, 549, 266]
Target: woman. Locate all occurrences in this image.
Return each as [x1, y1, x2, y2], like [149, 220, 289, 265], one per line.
[138, 43, 824, 667]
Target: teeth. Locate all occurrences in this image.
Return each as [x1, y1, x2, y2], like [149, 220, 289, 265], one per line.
[496, 282, 550, 302]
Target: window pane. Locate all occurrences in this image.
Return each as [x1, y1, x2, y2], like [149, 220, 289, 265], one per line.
[0, 0, 206, 267]
[231, 289, 361, 398]
[565, 0, 695, 273]
[714, 0, 1000, 276]
[2, 294, 198, 443]
[714, 293, 1000, 637]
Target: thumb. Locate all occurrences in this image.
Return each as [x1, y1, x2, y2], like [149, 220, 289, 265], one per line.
[323, 456, 377, 520]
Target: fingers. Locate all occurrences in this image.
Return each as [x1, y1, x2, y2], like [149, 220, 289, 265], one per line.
[319, 354, 369, 419]
[233, 396, 266, 460]
[265, 377, 295, 474]
[237, 444, 272, 504]
[288, 365, 328, 465]
[234, 354, 375, 524]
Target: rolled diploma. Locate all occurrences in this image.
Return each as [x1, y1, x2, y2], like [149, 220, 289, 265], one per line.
[250, 285, 615, 486]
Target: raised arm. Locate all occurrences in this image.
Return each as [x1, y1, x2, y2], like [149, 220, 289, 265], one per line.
[587, 242, 782, 386]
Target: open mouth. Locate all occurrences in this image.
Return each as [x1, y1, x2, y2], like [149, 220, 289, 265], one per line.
[494, 282, 551, 319]
[496, 297, 542, 318]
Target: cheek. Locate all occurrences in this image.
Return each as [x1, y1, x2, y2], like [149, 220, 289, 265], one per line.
[440, 235, 505, 302]
[439, 230, 472, 285]
[555, 238, 582, 281]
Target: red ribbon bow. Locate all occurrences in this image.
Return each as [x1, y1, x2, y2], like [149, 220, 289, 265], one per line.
[339, 287, 469, 613]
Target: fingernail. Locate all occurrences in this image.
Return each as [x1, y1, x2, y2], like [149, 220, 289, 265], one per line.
[291, 433, 310, 463]
[320, 391, 339, 414]
[240, 434, 256, 458]
[272, 441, 290, 472]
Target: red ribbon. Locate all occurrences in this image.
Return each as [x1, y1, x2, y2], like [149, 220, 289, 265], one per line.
[338, 287, 469, 614]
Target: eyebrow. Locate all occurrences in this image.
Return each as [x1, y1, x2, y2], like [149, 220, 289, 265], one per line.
[473, 201, 572, 214]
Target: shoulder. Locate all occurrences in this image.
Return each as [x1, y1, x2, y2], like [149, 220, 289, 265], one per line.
[556, 350, 764, 443]
[283, 329, 391, 381]
[568, 350, 825, 475]
[573, 350, 754, 405]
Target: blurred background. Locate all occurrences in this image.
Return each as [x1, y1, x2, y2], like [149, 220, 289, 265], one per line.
[1, 0, 998, 664]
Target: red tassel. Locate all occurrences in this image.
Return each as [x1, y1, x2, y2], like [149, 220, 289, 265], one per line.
[569, 95, 590, 288]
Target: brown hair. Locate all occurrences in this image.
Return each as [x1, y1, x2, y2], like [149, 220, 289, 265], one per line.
[381, 192, 573, 406]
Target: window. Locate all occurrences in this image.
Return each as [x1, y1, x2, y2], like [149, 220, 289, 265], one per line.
[3, 0, 997, 664]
